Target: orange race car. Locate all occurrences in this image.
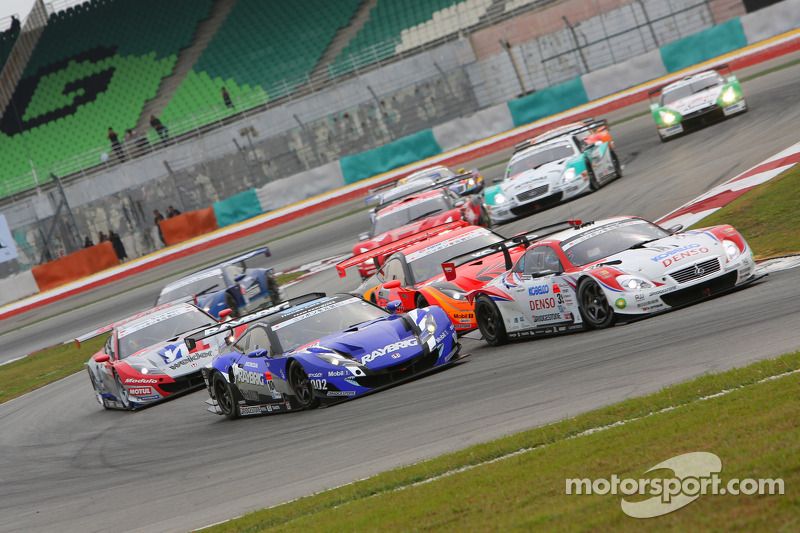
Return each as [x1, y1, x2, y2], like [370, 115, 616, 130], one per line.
[336, 221, 526, 333]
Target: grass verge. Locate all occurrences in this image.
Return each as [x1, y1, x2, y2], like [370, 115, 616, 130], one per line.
[207, 351, 800, 531]
[696, 163, 800, 258]
[275, 270, 308, 286]
[0, 334, 106, 404]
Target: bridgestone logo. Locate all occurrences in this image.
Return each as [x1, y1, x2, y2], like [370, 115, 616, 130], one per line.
[361, 339, 418, 364]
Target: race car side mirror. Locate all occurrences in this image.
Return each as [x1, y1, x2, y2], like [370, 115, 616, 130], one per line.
[358, 232, 370, 241]
[94, 353, 110, 363]
[383, 280, 402, 289]
[667, 224, 684, 234]
[386, 300, 402, 314]
[248, 349, 269, 358]
[263, 247, 271, 257]
[219, 308, 233, 321]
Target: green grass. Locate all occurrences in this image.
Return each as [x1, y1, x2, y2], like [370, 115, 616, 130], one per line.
[208, 351, 800, 532]
[275, 270, 308, 286]
[0, 335, 107, 404]
[696, 164, 800, 258]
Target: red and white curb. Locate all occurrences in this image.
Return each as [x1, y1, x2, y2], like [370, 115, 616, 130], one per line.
[657, 141, 800, 228]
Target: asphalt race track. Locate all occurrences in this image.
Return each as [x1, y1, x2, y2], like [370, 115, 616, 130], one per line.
[1, 60, 799, 532]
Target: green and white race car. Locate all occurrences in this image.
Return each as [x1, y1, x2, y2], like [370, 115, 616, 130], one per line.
[483, 120, 622, 225]
[649, 67, 747, 142]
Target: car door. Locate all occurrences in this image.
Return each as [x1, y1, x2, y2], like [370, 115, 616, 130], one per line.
[514, 245, 580, 327]
[375, 256, 415, 310]
[228, 326, 283, 403]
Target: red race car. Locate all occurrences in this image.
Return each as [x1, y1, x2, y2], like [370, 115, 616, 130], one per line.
[81, 302, 249, 410]
[353, 179, 488, 279]
[338, 221, 525, 333]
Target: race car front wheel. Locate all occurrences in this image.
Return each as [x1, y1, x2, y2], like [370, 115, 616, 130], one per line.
[113, 373, 132, 410]
[475, 295, 508, 346]
[288, 361, 319, 410]
[213, 373, 240, 420]
[587, 164, 600, 191]
[611, 150, 622, 178]
[87, 368, 110, 409]
[577, 279, 616, 329]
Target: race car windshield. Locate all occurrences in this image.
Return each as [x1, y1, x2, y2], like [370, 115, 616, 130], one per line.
[560, 220, 669, 266]
[372, 196, 451, 235]
[408, 232, 502, 282]
[507, 144, 575, 178]
[157, 273, 225, 304]
[406, 168, 454, 183]
[272, 299, 386, 353]
[118, 310, 214, 358]
[661, 75, 723, 105]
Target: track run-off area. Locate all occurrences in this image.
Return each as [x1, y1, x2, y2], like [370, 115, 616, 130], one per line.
[1, 57, 800, 532]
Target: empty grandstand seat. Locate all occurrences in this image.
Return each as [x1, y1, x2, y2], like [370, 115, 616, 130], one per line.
[0, 0, 213, 196]
[159, 0, 362, 137]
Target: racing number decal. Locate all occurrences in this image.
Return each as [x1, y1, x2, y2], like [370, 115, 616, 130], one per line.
[310, 379, 327, 390]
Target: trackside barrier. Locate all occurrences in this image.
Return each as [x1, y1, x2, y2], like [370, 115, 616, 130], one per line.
[160, 208, 218, 246]
[31, 241, 119, 292]
[660, 18, 749, 73]
[2, 27, 800, 320]
[213, 189, 262, 228]
[507, 76, 589, 128]
[0, 270, 39, 307]
[340, 129, 443, 184]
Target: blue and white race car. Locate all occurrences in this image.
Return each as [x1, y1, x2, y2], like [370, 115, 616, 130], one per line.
[156, 247, 282, 319]
[185, 293, 462, 419]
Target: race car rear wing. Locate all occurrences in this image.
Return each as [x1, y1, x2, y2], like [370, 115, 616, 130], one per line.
[513, 120, 608, 154]
[71, 302, 183, 348]
[183, 292, 327, 351]
[336, 220, 470, 278]
[216, 246, 271, 267]
[441, 220, 586, 281]
[373, 173, 474, 209]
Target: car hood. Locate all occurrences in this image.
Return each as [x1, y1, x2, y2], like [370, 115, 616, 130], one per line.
[125, 335, 225, 378]
[587, 232, 724, 280]
[667, 86, 722, 115]
[313, 317, 422, 371]
[503, 161, 567, 193]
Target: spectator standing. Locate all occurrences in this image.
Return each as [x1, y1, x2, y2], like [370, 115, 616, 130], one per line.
[9, 16, 20, 35]
[167, 205, 182, 218]
[221, 87, 233, 109]
[150, 115, 169, 142]
[107, 127, 125, 161]
[109, 230, 128, 261]
[153, 209, 165, 245]
[83, 236, 93, 248]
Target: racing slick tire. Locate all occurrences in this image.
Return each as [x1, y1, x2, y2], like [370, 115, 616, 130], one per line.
[87, 368, 111, 409]
[587, 164, 600, 191]
[478, 205, 491, 227]
[611, 149, 622, 178]
[475, 295, 508, 346]
[288, 361, 319, 410]
[224, 293, 240, 318]
[212, 373, 241, 420]
[113, 372, 132, 410]
[577, 278, 616, 329]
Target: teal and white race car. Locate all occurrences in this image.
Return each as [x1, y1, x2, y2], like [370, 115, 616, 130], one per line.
[483, 120, 622, 225]
[649, 67, 747, 142]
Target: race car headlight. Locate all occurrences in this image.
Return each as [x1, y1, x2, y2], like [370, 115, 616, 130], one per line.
[723, 240, 741, 261]
[439, 287, 466, 300]
[128, 363, 165, 375]
[419, 313, 438, 336]
[721, 86, 738, 104]
[315, 352, 350, 366]
[616, 275, 654, 290]
[493, 192, 507, 204]
[659, 110, 678, 126]
[466, 178, 476, 187]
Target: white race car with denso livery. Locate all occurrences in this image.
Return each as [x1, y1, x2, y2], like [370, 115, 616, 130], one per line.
[444, 217, 756, 345]
[80, 303, 247, 410]
[483, 121, 621, 224]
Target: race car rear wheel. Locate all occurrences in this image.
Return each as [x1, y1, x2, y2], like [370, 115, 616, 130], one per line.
[475, 295, 508, 346]
[212, 373, 240, 420]
[113, 373, 132, 410]
[288, 361, 319, 410]
[577, 279, 616, 329]
[587, 164, 600, 191]
[225, 293, 240, 318]
[478, 205, 491, 227]
[611, 150, 622, 178]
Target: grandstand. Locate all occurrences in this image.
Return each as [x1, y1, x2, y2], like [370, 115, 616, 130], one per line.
[0, 0, 530, 198]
